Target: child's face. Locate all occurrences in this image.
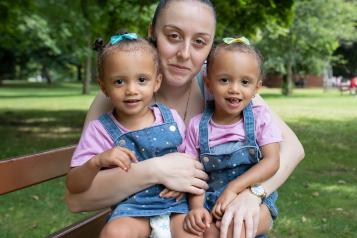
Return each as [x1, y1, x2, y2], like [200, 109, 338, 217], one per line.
[206, 50, 262, 123]
[99, 49, 161, 118]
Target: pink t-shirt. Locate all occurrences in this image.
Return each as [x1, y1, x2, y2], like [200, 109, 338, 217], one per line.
[185, 104, 282, 157]
[71, 107, 186, 167]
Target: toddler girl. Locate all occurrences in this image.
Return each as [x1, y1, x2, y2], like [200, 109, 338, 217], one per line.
[184, 37, 282, 237]
[66, 32, 197, 238]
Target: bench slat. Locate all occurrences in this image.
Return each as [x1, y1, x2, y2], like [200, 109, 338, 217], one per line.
[47, 209, 111, 238]
[0, 145, 76, 195]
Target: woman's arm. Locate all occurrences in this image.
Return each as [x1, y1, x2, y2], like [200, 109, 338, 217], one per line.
[83, 91, 112, 128]
[253, 94, 305, 194]
[66, 152, 208, 212]
[218, 94, 305, 238]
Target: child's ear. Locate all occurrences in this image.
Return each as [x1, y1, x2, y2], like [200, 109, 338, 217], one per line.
[254, 80, 263, 95]
[153, 73, 162, 93]
[97, 78, 108, 97]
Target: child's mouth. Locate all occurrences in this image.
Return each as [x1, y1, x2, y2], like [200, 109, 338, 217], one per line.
[226, 97, 242, 104]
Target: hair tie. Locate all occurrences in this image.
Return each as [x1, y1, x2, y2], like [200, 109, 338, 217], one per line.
[223, 36, 250, 46]
[93, 38, 104, 51]
[110, 32, 138, 45]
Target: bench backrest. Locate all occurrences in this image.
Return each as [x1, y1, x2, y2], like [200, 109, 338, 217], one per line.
[0, 146, 110, 238]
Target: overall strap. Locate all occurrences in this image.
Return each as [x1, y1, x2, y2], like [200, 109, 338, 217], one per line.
[155, 103, 175, 123]
[243, 102, 262, 158]
[98, 113, 123, 145]
[198, 100, 215, 154]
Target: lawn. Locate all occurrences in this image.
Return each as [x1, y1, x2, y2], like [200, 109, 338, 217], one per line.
[0, 82, 356, 237]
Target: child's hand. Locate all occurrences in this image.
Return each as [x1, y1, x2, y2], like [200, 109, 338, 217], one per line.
[93, 146, 138, 171]
[184, 207, 211, 236]
[211, 189, 237, 220]
[159, 188, 185, 201]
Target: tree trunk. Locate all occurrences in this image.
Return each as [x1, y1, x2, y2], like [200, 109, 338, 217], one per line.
[282, 60, 293, 96]
[83, 55, 91, 95]
[42, 65, 52, 84]
[77, 64, 82, 82]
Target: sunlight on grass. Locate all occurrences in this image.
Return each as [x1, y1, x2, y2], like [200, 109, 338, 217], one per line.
[1, 83, 357, 237]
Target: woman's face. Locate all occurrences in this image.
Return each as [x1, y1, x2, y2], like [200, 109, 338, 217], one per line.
[153, 0, 215, 87]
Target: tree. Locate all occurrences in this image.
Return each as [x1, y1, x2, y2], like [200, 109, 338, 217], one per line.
[258, 0, 357, 95]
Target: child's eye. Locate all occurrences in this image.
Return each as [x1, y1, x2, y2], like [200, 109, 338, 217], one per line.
[114, 79, 124, 85]
[241, 79, 250, 85]
[219, 78, 229, 84]
[138, 76, 147, 84]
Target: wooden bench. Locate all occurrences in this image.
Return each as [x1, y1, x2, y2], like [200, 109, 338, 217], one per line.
[0, 146, 111, 238]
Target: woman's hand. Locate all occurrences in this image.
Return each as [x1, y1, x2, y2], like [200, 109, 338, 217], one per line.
[153, 152, 209, 194]
[217, 189, 261, 238]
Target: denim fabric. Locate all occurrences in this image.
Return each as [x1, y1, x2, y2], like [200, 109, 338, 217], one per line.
[99, 104, 188, 221]
[198, 101, 278, 220]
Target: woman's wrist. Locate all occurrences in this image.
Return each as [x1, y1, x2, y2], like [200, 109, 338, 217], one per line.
[241, 188, 262, 204]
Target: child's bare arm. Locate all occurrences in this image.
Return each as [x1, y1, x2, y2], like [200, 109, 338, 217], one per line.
[224, 142, 280, 195]
[66, 147, 137, 194]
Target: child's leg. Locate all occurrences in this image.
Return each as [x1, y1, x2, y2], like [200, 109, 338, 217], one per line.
[171, 213, 203, 238]
[204, 204, 273, 238]
[100, 217, 151, 238]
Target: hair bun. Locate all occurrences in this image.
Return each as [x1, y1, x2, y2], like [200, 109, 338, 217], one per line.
[93, 38, 104, 51]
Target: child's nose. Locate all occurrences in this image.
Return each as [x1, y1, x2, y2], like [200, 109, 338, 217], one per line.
[125, 83, 137, 94]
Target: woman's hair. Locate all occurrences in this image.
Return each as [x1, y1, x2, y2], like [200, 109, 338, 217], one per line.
[151, 0, 216, 43]
[207, 38, 264, 80]
[93, 32, 159, 80]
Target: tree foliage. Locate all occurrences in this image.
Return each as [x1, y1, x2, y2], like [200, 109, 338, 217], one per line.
[0, 0, 295, 92]
[258, 0, 357, 95]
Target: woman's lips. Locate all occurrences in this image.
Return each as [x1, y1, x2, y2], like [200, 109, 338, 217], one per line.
[168, 64, 191, 75]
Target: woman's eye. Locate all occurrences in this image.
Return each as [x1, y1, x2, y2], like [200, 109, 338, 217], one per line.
[193, 38, 207, 47]
[168, 32, 181, 41]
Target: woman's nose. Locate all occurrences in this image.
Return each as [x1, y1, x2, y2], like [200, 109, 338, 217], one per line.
[177, 41, 190, 60]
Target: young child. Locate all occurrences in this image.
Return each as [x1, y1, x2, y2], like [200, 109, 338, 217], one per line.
[66, 32, 197, 238]
[184, 37, 282, 237]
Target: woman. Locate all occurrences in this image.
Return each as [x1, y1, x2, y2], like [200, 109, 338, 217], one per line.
[66, 0, 304, 237]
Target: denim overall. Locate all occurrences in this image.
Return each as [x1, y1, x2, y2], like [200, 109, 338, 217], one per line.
[199, 101, 278, 237]
[99, 103, 188, 221]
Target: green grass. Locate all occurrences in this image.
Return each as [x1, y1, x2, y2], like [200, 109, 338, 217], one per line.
[0, 83, 356, 237]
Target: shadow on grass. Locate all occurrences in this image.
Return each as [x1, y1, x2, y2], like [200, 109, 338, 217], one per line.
[0, 109, 87, 159]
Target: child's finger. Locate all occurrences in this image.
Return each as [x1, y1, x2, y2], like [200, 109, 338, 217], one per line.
[120, 147, 138, 163]
[176, 193, 185, 201]
[116, 160, 128, 171]
[188, 215, 203, 235]
[159, 188, 169, 197]
[203, 211, 212, 228]
[193, 213, 206, 230]
[215, 203, 223, 217]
